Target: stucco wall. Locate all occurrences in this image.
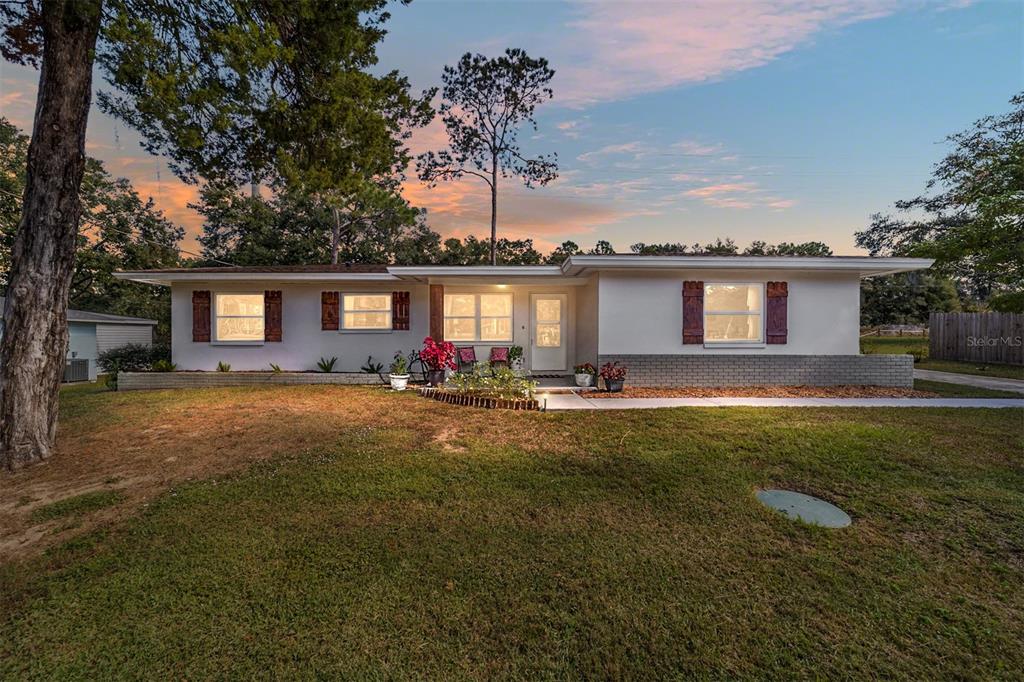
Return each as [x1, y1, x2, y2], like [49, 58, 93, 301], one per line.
[172, 282, 431, 372]
[171, 282, 578, 372]
[67, 321, 98, 380]
[597, 269, 861, 356]
[574, 275, 599, 367]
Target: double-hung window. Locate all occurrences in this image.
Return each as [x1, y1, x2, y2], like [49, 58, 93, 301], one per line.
[443, 293, 513, 342]
[703, 283, 763, 343]
[215, 293, 265, 341]
[342, 294, 392, 330]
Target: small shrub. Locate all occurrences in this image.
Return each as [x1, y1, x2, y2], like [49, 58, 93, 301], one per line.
[217, 361, 231, 372]
[446, 363, 536, 399]
[317, 356, 338, 373]
[574, 362, 597, 375]
[389, 352, 409, 375]
[151, 359, 176, 372]
[509, 345, 524, 366]
[98, 342, 171, 390]
[361, 356, 384, 374]
[909, 349, 928, 364]
[599, 362, 627, 381]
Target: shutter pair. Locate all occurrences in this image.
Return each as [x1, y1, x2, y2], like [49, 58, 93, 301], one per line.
[682, 281, 788, 344]
[321, 291, 411, 330]
[192, 290, 282, 342]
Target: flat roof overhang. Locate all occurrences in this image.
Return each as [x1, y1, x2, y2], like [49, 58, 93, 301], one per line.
[112, 271, 402, 287]
[559, 255, 934, 278]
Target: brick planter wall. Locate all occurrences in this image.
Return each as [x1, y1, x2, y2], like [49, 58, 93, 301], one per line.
[117, 371, 385, 391]
[596, 355, 914, 388]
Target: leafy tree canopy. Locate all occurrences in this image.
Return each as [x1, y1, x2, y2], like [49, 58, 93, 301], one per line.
[417, 48, 558, 264]
[0, 117, 181, 340]
[629, 239, 833, 257]
[856, 92, 1024, 311]
[860, 273, 961, 327]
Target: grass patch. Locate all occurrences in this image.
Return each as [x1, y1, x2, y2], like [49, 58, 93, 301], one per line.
[861, 337, 1023, 380]
[2, 386, 1022, 678]
[30, 490, 125, 523]
[914, 379, 1021, 398]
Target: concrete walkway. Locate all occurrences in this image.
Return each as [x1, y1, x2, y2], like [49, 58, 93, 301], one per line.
[537, 391, 1024, 411]
[914, 368, 1024, 394]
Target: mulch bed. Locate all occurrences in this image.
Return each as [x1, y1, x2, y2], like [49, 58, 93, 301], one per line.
[586, 385, 939, 399]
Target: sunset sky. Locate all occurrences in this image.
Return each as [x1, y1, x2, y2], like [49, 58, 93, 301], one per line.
[1, 0, 1020, 256]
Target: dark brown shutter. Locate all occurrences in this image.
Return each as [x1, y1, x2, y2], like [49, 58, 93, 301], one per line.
[264, 290, 282, 342]
[192, 290, 211, 342]
[766, 281, 788, 344]
[321, 291, 339, 330]
[392, 291, 410, 330]
[682, 281, 704, 344]
[429, 284, 444, 340]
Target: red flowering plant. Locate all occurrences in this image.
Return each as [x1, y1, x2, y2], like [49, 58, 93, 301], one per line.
[420, 337, 457, 371]
[598, 361, 627, 381]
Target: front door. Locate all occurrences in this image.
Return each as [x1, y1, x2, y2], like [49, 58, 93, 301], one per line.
[530, 294, 567, 372]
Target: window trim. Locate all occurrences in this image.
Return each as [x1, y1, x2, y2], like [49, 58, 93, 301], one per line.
[212, 291, 265, 345]
[340, 292, 393, 333]
[702, 282, 765, 345]
[443, 292, 514, 343]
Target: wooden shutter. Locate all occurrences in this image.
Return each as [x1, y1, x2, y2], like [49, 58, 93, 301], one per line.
[321, 291, 339, 330]
[766, 281, 788, 344]
[392, 291, 411, 330]
[682, 281, 704, 344]
[429, 284, 444, 340]
[192, 290, 211, 342]
[264, 290, 282, 342]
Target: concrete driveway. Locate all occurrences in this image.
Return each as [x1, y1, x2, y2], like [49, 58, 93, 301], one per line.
[915, 368, 1024, 395]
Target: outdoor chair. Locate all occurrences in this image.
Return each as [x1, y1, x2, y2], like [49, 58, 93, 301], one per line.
[456, 346, 477, 372]
[489, 346, 510, 369]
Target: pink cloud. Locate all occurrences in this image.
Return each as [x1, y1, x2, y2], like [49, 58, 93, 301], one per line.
[553, 0, 964, 105]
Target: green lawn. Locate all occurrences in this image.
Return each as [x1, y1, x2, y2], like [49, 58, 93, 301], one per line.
[2, 386, 1022, 679]
[861, 336, 1024, 380]
[914, 379, 1022, 398]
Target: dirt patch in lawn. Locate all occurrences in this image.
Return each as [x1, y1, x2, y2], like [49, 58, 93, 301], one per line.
[586, 385, 939, 399]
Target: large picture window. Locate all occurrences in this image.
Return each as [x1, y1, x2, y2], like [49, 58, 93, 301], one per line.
[343, 294, 392, 330]
[704, 283, 763, 343]
[444, 293, 513, 342]
[215, 293, 264, 341]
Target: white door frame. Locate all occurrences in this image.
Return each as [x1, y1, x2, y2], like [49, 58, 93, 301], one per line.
[529, 293, 568, 372]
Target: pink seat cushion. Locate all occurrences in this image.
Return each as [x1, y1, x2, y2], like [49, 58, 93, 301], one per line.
[457, 347, 477, 365]
[489, 347, 509, 363]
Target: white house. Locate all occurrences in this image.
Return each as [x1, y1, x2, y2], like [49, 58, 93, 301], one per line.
[0, 297, 157, 382]
[115, 255, 932, 387]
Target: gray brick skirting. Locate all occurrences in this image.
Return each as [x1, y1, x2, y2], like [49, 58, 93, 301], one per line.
[117, 371, 384, 391]
[596, 354, 914, 388]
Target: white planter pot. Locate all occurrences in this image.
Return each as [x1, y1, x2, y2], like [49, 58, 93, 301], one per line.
[575, 373, 594, 387]
[389, 373, 410, 391]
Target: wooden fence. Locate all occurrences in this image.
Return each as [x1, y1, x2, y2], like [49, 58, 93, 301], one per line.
[929, 312, 1023, 365]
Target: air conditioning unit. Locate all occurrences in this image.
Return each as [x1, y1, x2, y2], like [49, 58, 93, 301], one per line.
[63, 359, 90, 383]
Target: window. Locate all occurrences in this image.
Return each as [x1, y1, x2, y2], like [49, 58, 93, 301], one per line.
[704, 283, 763, 343]
[215, 293, 264, 341]
[444, 293, 513, 342]
[343, 294, 391, 330]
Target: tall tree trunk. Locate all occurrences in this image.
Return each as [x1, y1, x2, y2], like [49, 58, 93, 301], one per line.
[0, 0, 103, 471]
[331, 207, 341, 265]
[490, 156, 498, 266]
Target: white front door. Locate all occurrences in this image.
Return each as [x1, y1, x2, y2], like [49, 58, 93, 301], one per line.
[530, 294, 567, 372]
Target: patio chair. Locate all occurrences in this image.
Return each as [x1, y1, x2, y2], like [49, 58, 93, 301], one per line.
[488, 346, 510, 369]
[456, 346, 477, 372]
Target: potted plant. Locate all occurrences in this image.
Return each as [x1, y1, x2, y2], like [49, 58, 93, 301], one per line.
[389, 352, 411, 391]
[599, 361, 627, 392]
[420, 337, 457, 386]
[573, 362, 597, 387]
[509, 345, 524, 373]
